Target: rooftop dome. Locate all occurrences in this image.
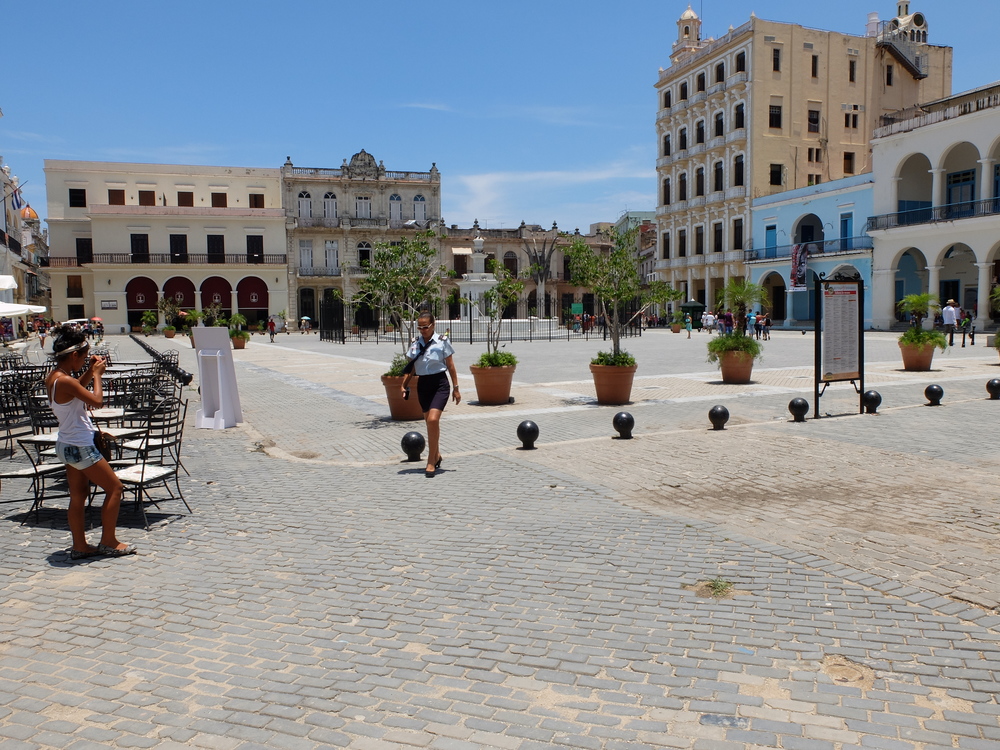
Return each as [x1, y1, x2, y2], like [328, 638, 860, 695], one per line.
[20, 204, 38, 221]
[680, 5, 699, 20]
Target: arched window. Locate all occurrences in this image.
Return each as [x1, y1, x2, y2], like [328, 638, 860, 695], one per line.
[679, 128, 688, 150]
[714, 112, 724, 137]
[736, 51, 746, 72]
[715, 62, 725, 83]
[734, 103, 745, 130]
[503, 251, 518, 276]
[696, 168, 705, 197]
[389, 194, 402, 221]
[680, 82, 689, 100]
[713, 161, 724, 192]
[679, 173, 688, 201]
[323, 192, 337, 219]
[413, 194, 426, 221]
[662, 178, 671, 205]
[663, 134, 671, 156]
[696, 120, 705, 144]
[664, 91, 672, 108]
[696, 72, 706, 92]
[298, 191, 312, 218]
[733, 155, 745, 187]
[357, 241, 372, 266]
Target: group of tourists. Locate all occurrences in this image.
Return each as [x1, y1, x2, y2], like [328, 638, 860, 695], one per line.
[700, 309, 772, 339]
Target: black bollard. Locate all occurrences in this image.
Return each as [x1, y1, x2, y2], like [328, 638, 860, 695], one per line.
[862, 390, 882, 414]
[924, 384, 944, 406]
[517, 420, 539, 450]
[987, 379, 1000, 400]
[708, 405, 730, 430]
[401, 431, 425, 462]
[788, 398, 809, 422]
[612, 411, 634, 439]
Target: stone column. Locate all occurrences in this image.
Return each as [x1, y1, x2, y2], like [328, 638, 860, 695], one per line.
[930, 168, 946, 207]
[926, 265, 942, 325]
[975, 262, 993, 329]
[871, 268, 897, 330]
[978, 159, 996, 201]
[784, 288, 795, 328]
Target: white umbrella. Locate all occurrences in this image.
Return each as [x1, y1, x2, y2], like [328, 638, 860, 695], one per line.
[0, 301, 45, 316]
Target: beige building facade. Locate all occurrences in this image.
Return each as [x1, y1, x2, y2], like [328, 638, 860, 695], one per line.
[654, 3, 952, 309]
[282, 151, 442, 325]
[44, 160, 286, 332]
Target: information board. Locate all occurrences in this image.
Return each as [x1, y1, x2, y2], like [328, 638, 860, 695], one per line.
[821, 281, 861, 382]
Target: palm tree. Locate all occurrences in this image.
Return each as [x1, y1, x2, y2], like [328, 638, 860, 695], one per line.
[718, 279, 768, 335]
[896, 292, 939, 327]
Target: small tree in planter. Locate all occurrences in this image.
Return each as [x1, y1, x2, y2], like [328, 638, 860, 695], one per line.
[707, 279, 768, 384]
[356, 232, 446, 420]
[140, 309, 158, 336]
[565, 225, 680, 404]
[157, 297, 181, 337]
[228, 313, 249, 349]
[896, 293, 947, 371]
[467, 259, 525, 405]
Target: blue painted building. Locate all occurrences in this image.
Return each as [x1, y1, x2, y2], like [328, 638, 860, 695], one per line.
[747, 174, 874, 328]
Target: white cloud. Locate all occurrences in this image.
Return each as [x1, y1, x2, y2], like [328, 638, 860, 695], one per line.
[446, 161, 655, 230]
[400, 102, 453, 112]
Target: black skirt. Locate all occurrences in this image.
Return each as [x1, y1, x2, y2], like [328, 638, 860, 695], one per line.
[416, 371, 450, 413]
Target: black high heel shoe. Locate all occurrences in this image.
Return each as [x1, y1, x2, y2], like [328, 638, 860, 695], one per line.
[435, 456, 443, 469]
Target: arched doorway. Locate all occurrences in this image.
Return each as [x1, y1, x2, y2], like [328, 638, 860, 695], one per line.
[761, 272, 786, 320]
[894, 248, 928, 320]
[200, 276, 233, 322]
[897, 153, 932, 221]
[162, 277, 196, 327]
[237, 276, 269, 325]
[793, 213, 824, 246]
[941, 142, 981, 217]
[125, 277, 158, 331]
[939, 244, 977, 311]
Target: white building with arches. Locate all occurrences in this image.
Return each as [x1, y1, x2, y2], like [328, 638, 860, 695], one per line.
[867, 82, 1000, 330]
[43, 160, 286, 332]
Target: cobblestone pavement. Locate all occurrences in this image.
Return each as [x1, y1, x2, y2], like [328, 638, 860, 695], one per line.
[1, 333, 999, 749]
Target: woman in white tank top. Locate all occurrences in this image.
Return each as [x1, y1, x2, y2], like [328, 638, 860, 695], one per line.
[46, 325, 133, 559]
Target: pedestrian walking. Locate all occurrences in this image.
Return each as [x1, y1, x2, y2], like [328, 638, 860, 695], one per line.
[46, 325, 133, 559]
[942, 298, 959, 346]
[684, 313, 693, 339]
[753, 312, 764, 340]
[400, 312, 461, 478]
[267, 319, 276, 342]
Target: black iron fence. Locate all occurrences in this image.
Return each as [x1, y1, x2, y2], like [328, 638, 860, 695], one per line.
[866, 199, 1000, 232]
[319, 297, 646, 345]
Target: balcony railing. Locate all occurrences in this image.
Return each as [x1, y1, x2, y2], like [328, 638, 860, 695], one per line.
[726, 71, 749, 87]
[866, 199, 1000, 231]
[743, 236, 874, 263]
[725, 186, 747, 200]
[345, 266, 369, 276]
[297, 217, 339, 228]
[298, 266, 342, 277]
[348, 218, 386, 228]
[43, 253, 287, 267]
[726, 128, 747, 143]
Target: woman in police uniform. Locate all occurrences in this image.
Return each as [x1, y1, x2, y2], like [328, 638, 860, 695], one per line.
[400, 312, 461, 477]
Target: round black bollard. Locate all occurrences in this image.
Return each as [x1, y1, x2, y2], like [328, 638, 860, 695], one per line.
[517, 420, 539, 450]
[612, 411, 635, 439]
[924, 384, 944, 406]
[788, 398, 809, 422]
[708, 405, 730, 431]
[401, 431, 425, 462]
[862, 390, 882, 414]
[987, 379, 1000, 400]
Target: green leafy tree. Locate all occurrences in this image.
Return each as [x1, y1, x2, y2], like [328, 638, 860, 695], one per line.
[157, 296, 182, 327]
[468, 259, 525, 367]
[356, 231, 446, 353]
[521, 231, 563, 318]
[565, 225, 681, 364]
[896, 292, 939, 328]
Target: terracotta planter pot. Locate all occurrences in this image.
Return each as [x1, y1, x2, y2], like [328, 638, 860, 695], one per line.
[717, 350, 755, 384]
[898, 341, 936, 371]
[232, 337, 247, 350]
[163, 329, 176, 338]
[589, 363, 637, 405]
[381, 375, 423, 421]
[470, 365, 515, 405]
[671, 324, 682, 333]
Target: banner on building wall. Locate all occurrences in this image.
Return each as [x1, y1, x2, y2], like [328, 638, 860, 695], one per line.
[790, 244, 809, 291]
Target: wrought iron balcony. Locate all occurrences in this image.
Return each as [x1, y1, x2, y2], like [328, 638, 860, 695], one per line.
[866, 200, 999, 232]
[43, 253, 288, 267]
[297, 217, 339, 228]
[298, 266, 342, 277]
[743, 236, 874, 263]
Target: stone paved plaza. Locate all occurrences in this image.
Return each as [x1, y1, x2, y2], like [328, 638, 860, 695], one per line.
[2, 329, 999, 750]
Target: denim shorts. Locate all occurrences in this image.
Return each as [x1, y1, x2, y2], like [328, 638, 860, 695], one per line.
[55, 441, 103, 470]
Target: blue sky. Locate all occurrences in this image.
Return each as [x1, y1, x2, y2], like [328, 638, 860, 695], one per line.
[3, 1, 996, 232]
